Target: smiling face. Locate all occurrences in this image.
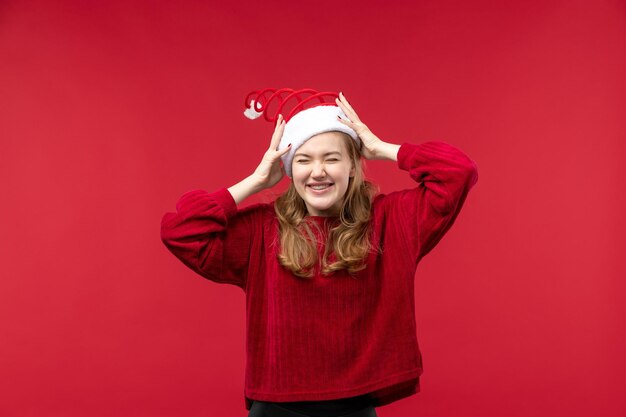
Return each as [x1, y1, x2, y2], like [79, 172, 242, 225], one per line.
[291, 131, 356, 217]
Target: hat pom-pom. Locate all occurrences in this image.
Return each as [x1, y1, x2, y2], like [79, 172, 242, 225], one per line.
[243, 100, 263, 119]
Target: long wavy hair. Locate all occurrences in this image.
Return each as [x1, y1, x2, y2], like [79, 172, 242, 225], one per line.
[273, 132, 381, 278]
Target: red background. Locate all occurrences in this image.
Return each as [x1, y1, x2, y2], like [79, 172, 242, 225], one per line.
[1, 1, 625, 416]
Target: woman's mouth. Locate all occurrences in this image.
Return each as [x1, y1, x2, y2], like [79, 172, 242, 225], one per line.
[307, 183, 334, 194]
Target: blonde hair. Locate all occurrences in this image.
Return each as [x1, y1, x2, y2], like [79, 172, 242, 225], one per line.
[273, 132, 381, 278]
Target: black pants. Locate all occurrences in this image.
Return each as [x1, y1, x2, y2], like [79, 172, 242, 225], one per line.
[247, 400, 378, 417]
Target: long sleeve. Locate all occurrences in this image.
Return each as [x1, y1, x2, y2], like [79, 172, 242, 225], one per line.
[160, 187, 265, 290]
[380, 141, 479, 264]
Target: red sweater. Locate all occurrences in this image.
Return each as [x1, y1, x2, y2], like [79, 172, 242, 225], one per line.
[160, 141, 479, 411]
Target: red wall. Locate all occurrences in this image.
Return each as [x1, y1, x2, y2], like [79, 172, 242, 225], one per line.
[1, 1, 625, 416]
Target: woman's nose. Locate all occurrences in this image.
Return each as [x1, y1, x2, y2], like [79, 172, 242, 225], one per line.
[311, 161, 326, 177]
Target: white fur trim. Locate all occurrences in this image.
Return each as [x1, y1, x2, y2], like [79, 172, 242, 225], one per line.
[278, 105, 360, 178]
[243, 100, 263, 119]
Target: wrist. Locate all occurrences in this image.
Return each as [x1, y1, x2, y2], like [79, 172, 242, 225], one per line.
[374, 141, 400, 161]
[228, 175, 264, 206]
[246, 174, 266, 193]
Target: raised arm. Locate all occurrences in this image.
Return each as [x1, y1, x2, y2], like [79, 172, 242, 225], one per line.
[387, 140, 479, 263]
[161, 111, 295, 288]
[160, 187, 265, 290]
[334, 92, 478, 263]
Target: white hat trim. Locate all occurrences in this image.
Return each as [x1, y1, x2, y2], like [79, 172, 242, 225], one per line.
[278, 105, 360, 178]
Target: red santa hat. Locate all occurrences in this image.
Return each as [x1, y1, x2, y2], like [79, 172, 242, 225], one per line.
[243, 88, 360, 178]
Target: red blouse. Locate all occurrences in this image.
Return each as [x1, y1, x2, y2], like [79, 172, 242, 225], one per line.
[161, 141, 479, 410]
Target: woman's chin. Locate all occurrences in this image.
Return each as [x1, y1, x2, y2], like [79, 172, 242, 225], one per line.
[306, 202, 341, 216]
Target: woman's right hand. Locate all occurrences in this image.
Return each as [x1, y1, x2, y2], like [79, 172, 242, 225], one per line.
[251, 114, 292, 191]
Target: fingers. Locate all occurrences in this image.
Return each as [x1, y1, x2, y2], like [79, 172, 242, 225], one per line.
[335, 92, 361, 122]
[270, 114, 286, 149]
[336, 114, 351, 126]
[279, 142, 292, 155]
[338, 92, 354, 110]
[267, 114, 291, 158]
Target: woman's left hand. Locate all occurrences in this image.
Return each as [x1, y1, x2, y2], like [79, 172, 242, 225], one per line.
[335, 92, 385, 160]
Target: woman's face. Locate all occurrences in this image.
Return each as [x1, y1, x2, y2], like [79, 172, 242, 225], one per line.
[291, 131, 355, 217]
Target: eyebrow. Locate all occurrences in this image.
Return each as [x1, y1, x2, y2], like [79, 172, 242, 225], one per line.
[293, 151, 342, 158]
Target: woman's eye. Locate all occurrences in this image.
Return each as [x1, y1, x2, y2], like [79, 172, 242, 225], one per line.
[296, 158, 338, 163]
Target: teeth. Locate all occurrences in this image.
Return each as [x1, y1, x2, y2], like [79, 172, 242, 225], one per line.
[310, 184, 331, 190]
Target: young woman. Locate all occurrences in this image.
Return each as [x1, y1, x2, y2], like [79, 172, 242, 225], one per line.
[161, 89, 479, 417]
